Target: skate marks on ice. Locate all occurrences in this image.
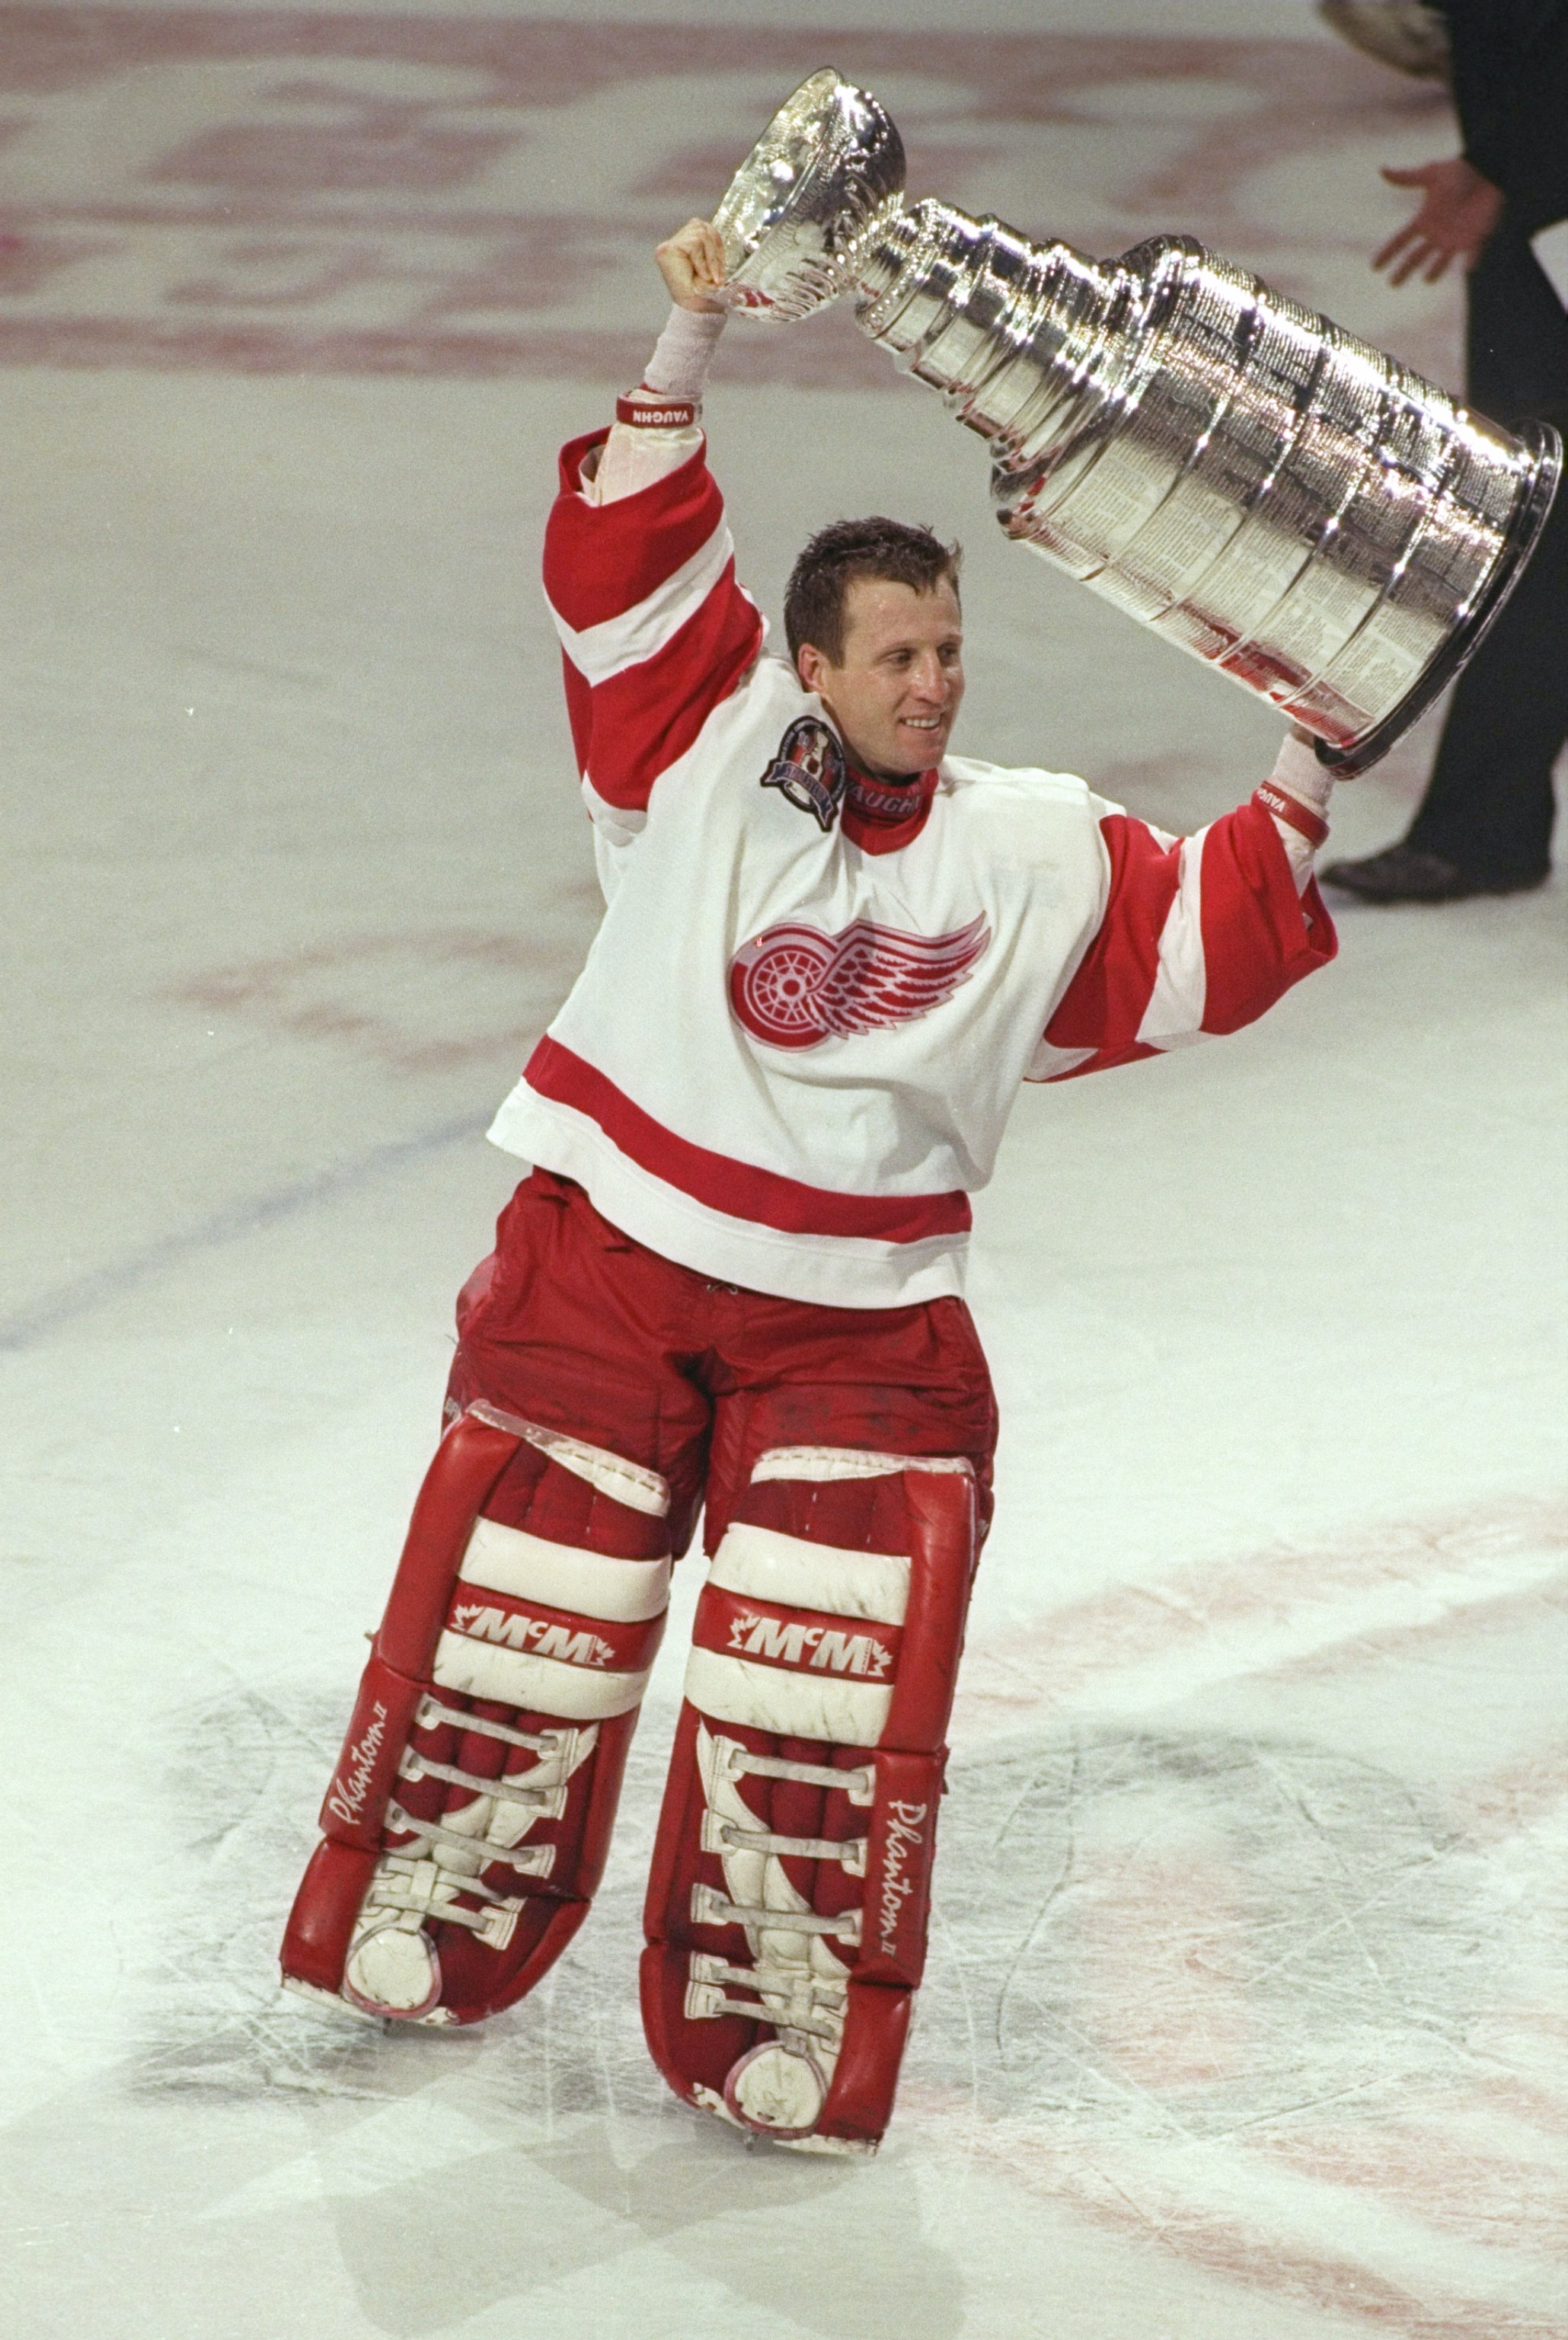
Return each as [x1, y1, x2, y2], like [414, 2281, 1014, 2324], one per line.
[933, 1728, 1478, 2134]
[0, 11, 1462, 390]
[121, 1685, 962, 2340]
[120, 1673, 1568, 2333]
[921, 1497, 1568, 2331]
[913, 1729, 1568, 2334]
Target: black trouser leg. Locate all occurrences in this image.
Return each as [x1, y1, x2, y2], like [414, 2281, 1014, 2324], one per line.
[1405, 475, 1568, 882]
[1403, 228, 1568, 884]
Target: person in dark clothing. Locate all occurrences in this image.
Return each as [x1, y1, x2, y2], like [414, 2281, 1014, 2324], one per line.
[1324, 0, 1568, 903]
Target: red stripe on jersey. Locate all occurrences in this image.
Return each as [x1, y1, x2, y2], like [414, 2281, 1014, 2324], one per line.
[545, 430, 724, 630]
[1043, 812, 1183, 1063]
[523, 1037, 972, 1245]
[1198, 799, 1337, 1033]
[582, 563, 762, 813]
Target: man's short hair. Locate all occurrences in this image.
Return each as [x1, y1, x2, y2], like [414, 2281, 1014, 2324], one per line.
[784, 516, 962, 667]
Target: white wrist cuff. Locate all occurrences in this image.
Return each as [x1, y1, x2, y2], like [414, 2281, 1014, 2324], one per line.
[1269, 730, 1334, 816]
[642, 305, 726, 401]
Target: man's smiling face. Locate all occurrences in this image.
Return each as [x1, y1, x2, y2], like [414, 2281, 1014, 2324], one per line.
[796, 575, 966, 782]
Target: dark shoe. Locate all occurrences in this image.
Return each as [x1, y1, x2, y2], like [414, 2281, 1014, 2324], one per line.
[1321, 842, 1547, 903]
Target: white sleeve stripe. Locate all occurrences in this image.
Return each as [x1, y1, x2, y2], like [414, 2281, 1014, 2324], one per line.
[549, 521, 736, 686]
[1137, 827, 1209, 1050]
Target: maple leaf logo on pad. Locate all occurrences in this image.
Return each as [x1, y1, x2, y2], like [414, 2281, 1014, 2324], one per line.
[729, 913, 990, 1050]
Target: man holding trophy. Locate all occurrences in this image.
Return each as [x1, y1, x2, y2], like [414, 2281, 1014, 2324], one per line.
[279, 77, 1555, 2157]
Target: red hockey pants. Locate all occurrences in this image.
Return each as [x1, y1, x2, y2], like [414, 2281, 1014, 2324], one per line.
[446, 1170, 998, 1560]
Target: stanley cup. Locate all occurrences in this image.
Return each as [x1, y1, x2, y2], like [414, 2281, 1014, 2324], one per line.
[710, 71, 1560, 773]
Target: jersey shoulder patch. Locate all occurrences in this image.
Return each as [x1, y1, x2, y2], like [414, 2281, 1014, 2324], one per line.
[759, 716, 848, 833]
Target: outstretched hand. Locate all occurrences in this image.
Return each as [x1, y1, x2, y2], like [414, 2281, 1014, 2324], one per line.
[656, 218, 728, 312]
[1373, 158, 1503, 286]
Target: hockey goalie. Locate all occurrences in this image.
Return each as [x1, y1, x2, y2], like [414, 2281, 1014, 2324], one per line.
[281, 216, 1339, 2153]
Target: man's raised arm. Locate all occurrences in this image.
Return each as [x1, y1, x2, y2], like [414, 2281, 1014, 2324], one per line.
[544, 219, 764, 845]
[1028, 731, 1339, 1083]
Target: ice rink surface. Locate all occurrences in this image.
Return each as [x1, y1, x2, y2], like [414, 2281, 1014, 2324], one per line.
[4, 2, 1566, 2332]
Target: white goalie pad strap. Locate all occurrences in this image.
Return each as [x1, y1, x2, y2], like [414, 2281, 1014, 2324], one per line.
[685, 1646, 893, 1744]
[433, 1630, 653, 1719]
[466, 1401, 669, 1518]
[749, 1447, 973, 1485]
[398, 1747, 570, 1816]
[691, 1881, 861, 1945]
[386, 1805, 557, 1878]
[459, 1517, 672, 1622]
[718, 1744, 875, 1805]
[708, 1523, 910, 1626]
[701, 1810, 867, 1873]
[414, 1697, 559, 1751]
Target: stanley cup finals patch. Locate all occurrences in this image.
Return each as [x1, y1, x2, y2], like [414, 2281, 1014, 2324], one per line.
[759, 717, 848, 832]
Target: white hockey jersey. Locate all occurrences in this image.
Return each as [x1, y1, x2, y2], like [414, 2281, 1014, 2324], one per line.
[489, 426, 1336, 1309]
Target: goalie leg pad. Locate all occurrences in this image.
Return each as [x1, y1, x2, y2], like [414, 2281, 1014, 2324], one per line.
[640, 1450, 976, 2153]
[281, 1403, 671, 2026]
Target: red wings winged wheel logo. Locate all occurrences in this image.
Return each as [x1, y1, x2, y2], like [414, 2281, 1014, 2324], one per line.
[729, 913, 992, 1050]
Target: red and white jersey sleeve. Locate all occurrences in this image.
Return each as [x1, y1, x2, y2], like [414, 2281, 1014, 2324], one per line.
[1027, 794, 1336, 1084]
[544, 429, 765, 846]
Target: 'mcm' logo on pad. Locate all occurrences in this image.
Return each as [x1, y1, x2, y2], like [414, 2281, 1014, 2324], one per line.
[451, 1603, 615, 1669]
[726, 1610, 893, 1678]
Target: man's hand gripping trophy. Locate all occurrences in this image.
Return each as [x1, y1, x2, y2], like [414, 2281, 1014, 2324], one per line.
[655, 217, 727, 315]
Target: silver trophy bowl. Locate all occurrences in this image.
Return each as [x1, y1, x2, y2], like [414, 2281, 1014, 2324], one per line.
[711, 69, 905, 322]
[712, 72, 1560, 774]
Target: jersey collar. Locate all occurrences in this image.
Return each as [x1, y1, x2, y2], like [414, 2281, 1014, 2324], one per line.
[841, 762, 940, 855]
